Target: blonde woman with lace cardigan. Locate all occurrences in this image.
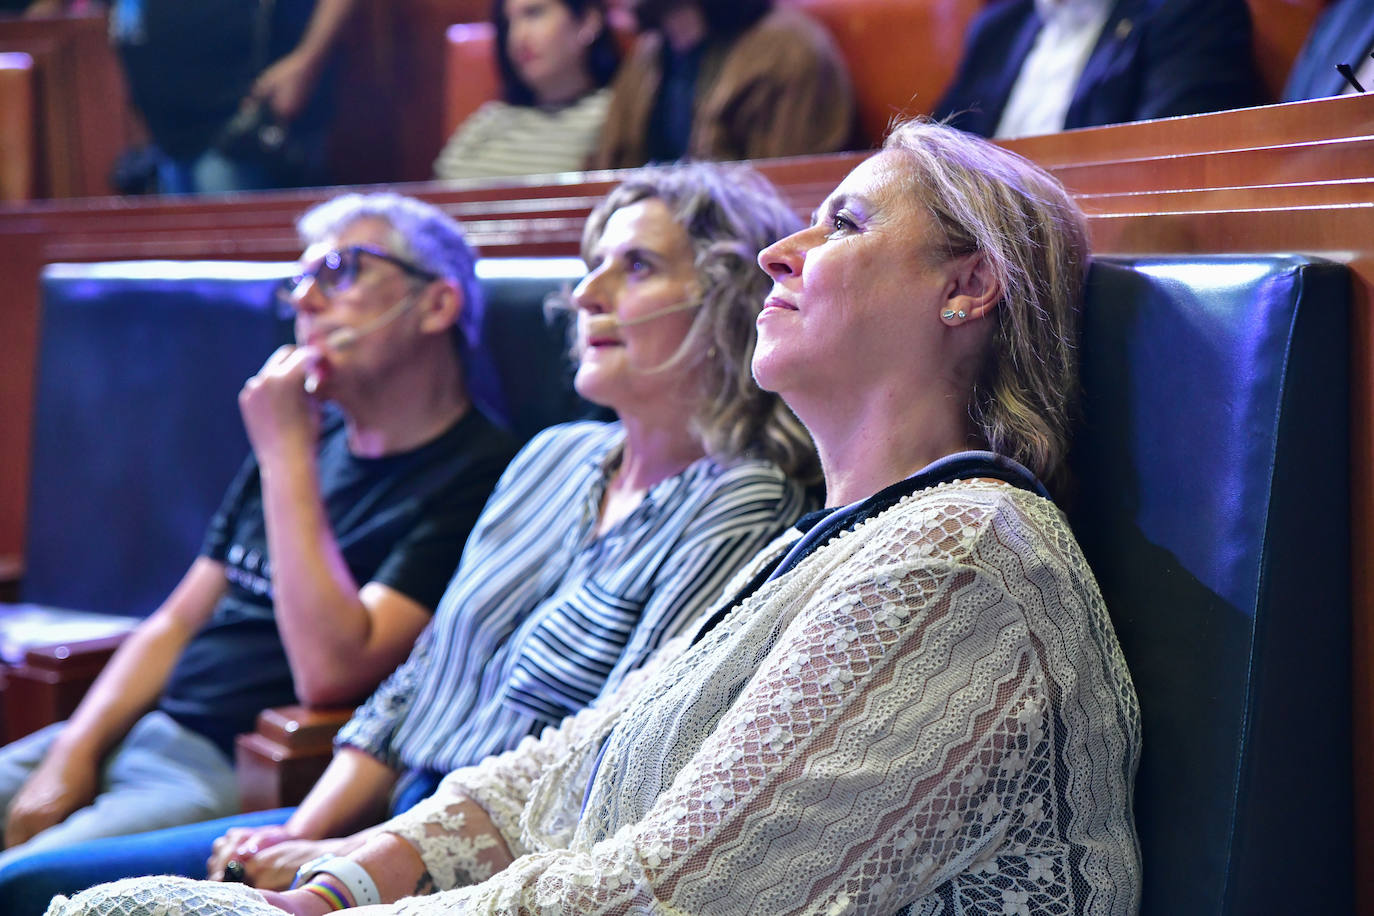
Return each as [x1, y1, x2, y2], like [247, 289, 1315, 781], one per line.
[49, 121, 1141, 916]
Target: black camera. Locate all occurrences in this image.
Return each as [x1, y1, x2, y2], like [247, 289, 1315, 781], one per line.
[213, 100, 302, 179]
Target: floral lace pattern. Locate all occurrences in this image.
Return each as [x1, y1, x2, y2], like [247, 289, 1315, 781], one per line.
[387, 481, 1141, 914]
[46, 876, 269, 916]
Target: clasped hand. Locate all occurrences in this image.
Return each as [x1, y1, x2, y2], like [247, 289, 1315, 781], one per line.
[239, 345, 323, 465]
[208, 825, 353, 891]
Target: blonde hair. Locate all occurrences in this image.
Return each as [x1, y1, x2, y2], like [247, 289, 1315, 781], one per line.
[572, 162, 820, 483]
[883, 119, 1090, 492]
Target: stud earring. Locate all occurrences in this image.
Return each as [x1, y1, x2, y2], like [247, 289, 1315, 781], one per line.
[956, 309, 967, 319]
[941, 308, 956, 320]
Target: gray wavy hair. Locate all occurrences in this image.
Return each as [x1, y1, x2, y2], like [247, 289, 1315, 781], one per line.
[573, 161, 820, 483]
[296, 192, 485, 372]
[884, 119, 1091, 493]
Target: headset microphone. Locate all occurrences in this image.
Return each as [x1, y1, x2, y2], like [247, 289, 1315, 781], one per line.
[606, 299, 702, 329]
[303, 291, 421, 394]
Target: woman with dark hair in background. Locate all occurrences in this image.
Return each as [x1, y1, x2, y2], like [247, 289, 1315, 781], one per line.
[433, 0, 619, 180]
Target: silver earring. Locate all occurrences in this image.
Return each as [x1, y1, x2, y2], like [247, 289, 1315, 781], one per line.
[956, 309, 967, 319]
[941, 309, 956, 320]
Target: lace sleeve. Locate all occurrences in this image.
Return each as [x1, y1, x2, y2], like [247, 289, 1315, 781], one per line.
[379, 635, 692, 884]
[388, 492, 1109, 915]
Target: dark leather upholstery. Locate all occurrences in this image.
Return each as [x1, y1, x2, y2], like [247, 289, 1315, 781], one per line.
[1071, 255, 1352, 914]
[18, 257, 594, 618]
[471, 257, 602, 441]
[22, 263, 293, 617]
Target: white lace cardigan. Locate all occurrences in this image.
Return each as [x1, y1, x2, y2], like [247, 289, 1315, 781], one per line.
[49, 480, 1141, 916]
[384, 479, 1142, 915]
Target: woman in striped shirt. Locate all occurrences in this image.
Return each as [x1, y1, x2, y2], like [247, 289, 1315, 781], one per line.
[12, 161, 817, 913]
[433, 0, 619, 181]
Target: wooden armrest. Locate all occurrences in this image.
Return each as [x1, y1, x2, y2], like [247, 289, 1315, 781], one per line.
[1, 632, 129, 743]
[235, 704, 354, 812]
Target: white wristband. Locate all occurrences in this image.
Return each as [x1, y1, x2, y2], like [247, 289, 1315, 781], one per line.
[308, 856, 381, 907]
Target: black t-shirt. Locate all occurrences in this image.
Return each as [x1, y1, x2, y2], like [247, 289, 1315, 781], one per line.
[158, 407, 518, 757]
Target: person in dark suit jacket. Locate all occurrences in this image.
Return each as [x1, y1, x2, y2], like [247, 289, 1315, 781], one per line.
[933, 0, 1263, 138]
[1283, 0, 1374, 101]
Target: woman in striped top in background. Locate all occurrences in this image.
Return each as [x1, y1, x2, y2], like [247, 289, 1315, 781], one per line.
[9, 161, 816, 913]
[433, 0, 619, 181]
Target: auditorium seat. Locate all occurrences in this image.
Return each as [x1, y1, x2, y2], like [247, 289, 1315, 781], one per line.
[0, 207, 1357, 911]
[1071, 254, 1352, 913]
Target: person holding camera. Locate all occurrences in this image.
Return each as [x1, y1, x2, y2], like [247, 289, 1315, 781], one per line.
[112, 0, 356, 194]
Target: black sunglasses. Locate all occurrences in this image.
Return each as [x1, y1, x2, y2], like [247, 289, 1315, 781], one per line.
[278, 244, 439, 308]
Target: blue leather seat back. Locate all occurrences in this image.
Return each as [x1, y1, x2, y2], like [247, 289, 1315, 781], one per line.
[1070, 255, 1352, 914]
[24, 262, 294, 618]
[21, 257, 596, 618]
[471, 257, 602, 440]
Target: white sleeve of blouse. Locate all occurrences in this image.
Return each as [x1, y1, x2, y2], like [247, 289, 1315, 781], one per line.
[380, 632, 695, 871]
[385, 495, 1099, 915]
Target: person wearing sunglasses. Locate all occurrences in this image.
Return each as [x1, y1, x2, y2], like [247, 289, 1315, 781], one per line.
[0, 192, 520, 882]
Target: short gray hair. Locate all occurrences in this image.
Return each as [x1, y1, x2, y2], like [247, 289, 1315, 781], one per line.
[883, 119, 1091, 493]
[577, 161, 820, 483]
[296, 192, 484, 370]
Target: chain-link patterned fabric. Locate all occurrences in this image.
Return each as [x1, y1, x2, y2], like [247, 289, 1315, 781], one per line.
[46, 875, 270, 916]
[48, 480, 1141, 916]
[385, 480, 1141, 915]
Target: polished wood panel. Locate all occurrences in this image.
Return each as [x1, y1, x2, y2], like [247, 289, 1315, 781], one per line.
[1, 634, 126, 742]
[0, 52, 35, 202]
[1048, 135, 1374, 196]
[1076, 177, 1374, 214]
[0, 232, 45, 564]
[235, 705, 355, 812]
[0, 13, 134, 198]
[1004, 94, 1374, 166]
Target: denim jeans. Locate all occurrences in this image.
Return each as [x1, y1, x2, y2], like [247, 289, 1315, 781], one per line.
[0, 761, 444, 916]
[0, 712, 240, 866]
[154, 148, 282, 195]
[0, 711, 249, 916]
[0, 807, 292, 916]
